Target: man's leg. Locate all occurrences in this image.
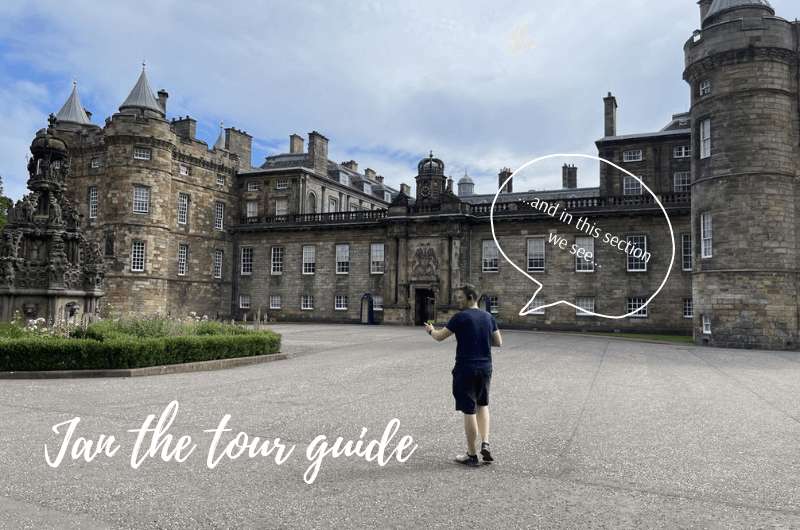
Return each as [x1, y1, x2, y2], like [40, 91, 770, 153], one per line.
[476, 405, 490, 444]
[463, 413, 479, 455]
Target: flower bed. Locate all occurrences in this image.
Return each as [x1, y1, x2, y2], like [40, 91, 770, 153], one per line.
[0, 315, 281, 371]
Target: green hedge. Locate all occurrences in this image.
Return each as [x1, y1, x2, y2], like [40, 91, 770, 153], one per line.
[0, 331, 281, 371]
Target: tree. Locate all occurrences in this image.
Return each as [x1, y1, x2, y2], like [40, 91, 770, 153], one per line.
[0, 175, 12, 230]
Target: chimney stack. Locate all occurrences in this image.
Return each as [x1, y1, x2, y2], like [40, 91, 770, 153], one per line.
[698, 0, 712, 23]
[498, 168, 513, 194]
[562, 164, 578, 189]
[447, 177, 453, 193]
[604, 92, 618, 137]
[342, 160, 358, 172]
[376, 175, 384, 183]
[157, 89, 169, 113]
[289, 134, 304, 154]
[308, 131, 329, 175]
[400, 183, 411, 196]
[172, 116, 197, 140]
[364, 168, 376, 180]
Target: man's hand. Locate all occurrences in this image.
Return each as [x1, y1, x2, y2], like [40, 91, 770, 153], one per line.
[424, 322, 434, 335]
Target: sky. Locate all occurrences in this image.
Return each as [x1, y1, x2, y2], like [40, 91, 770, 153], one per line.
[0, 0, 798, 200]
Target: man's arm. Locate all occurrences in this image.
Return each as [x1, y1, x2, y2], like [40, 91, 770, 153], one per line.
[427, 324, 453, 342]
[491, 329, 502, 347]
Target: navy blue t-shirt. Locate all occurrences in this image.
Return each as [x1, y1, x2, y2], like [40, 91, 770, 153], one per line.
[445, 308, 498, 369]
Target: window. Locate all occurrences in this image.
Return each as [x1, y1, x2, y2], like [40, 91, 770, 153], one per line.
[247, 181, 261, 192]
[104, 233, 114, 256]
[370, 243, 385, 274]
[681, 233, 692, 271]
[179, 164, 189, 176]
[213, 249, 223, 279]
[214, 201, 225, 230]
[276, 178, 288, 190]
[626, 235, 647, 272]
[336, 244, 350, 274]
[328, 197, 338, 212]
[623, 149, 643, 162]
[363, 182, 372, 195]
[131, 240, 145, 272]
[301, 295, 314, 310]
[384, 191, 392, 202]
[133, 147, 151, 160]
[373, 295, 383, 311]
[626, 297, 648, 318]
[240, 246, 253, 275]
[574, 237, 595, 272]
[177, 193, 189, 225]
[673, 171, 691, 193]
[246, 201, 258, 219]
[216, 174, 225, 187]
[133, 185, 150, 214]
[700, 119, 711, 159]
[269, 295, 281, 309]
[699, 79, 712, 97]
[683, 298, 693, 319]
[487, 296, 499, 314]
[527, 237, 545, 272]
[275, 198, 288, 216]
[302, 245, 316, 274]
[88, 186, 98, 219]
[702, 314, 711, 334]
[339, 173, 350, 186]
[239, 295, 251, 310]
[482, 240, 499, 272]
[90, 158, 101, 169]
[576, 297, 594, 316]
[623, 175, 642, 195]
[335, 295, 348, 311]
[673, 145, 691, 159]
[700, 212, 712, 258]
[271, 246, 284, 274]
[177, 243, 188, 276]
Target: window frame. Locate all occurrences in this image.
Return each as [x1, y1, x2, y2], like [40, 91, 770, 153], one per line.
[626, 297, 648, 318]
[301, 294, 314, 311]
[245, 200, 258, 219]
[88, 186, 98, 219]
[179, 164, 190, 176]
[623, 175, 643, 196]
[177, 243, 188, 276]
[334, 294, 348, 311]
[271, 246, 284, 275]
[626, 235, 647, 272]
[177, 193, 189, 225]
[681, 233, 692, 271]
[302, 245, 316, 275]
[702, 314, 711, 334]
[672, 145, 691, 159]
[130, 240, 146, 272]
[214, 201, 225, 231]
[269, 295, 281, 310]
[700, 119, 711, 159]
[699, 79, 712, 97]
[213, 249, 223, 279]
[336, 244, 350, 274]
[247, 180, 261, 192]
[275, 198, 288, 216]
[482, 240, 499, 272]
[673, 171, 691, 193]
[700, 212, 713, 259]
[132, 185, 150, 214]
[683, 298, 693, 319]
[240, 246, 253, 276]
[275, 178, 289, 190]
[373, 295, 383, 312]
[370, 243, 385, 274]
[622, 149, 643, 163]
[133, 147, 151, 161]
[90, 157, 101, 169]
[239, 294, 251, 310]
[526, 237, 545, 272]
[574, 236, 595, 272]
[576, 296, 595, 316]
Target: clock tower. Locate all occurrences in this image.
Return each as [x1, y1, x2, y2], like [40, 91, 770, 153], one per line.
[415, 151, 448, 205]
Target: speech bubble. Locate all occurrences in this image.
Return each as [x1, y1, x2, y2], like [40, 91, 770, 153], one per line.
[489, 153, 675, 319]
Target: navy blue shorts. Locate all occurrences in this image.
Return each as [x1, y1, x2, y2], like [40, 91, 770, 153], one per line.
[452, 366, 492, 414]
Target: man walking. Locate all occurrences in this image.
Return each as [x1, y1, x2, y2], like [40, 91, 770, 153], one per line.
[424, 285, 502, 467]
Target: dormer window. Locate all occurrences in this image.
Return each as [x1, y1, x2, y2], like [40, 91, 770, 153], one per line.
[384, 191, 391, 202]
[339, 173, 350, 186]
[363, 182, 371, 194]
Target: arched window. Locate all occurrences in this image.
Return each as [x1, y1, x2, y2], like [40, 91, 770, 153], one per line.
[307, 192, 317, 213]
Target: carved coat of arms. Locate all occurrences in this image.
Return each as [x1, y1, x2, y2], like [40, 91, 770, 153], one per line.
[412, 243, 438, 277]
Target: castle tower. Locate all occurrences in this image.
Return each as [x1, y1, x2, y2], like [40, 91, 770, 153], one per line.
[683, 0, 799, 348]
[101, 65, 176, 314]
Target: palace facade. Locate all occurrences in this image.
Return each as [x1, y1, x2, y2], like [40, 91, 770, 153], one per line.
[27, 0, 800, 350]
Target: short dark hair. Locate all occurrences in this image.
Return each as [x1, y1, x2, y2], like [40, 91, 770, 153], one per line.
[460, 284, 479, 301]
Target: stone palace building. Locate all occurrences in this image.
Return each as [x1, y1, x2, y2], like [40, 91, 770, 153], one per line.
[30, 0, 800, 350]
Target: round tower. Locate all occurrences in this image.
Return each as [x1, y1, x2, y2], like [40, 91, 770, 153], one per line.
[102, 66, 176, 315]
[683, 0, 799, 348]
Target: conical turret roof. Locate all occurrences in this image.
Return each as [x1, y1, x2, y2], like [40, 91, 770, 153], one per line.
[55, 82, 92, 126]
[213, 122, 226, 150]
[119, 65, 164, 116]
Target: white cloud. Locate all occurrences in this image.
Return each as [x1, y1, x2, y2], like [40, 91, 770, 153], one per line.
[1, 0, 799, 199]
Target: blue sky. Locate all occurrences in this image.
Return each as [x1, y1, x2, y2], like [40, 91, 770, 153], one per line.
[1, 0, 798, 200]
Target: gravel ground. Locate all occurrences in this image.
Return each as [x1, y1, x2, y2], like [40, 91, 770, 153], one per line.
[1, 323, 799, 529]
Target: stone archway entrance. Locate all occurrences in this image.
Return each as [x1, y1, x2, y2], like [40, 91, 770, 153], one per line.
[414, 288, 435, 325]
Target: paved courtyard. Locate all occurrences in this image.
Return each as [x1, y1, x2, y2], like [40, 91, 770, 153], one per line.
[1, 324, 799, 528]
